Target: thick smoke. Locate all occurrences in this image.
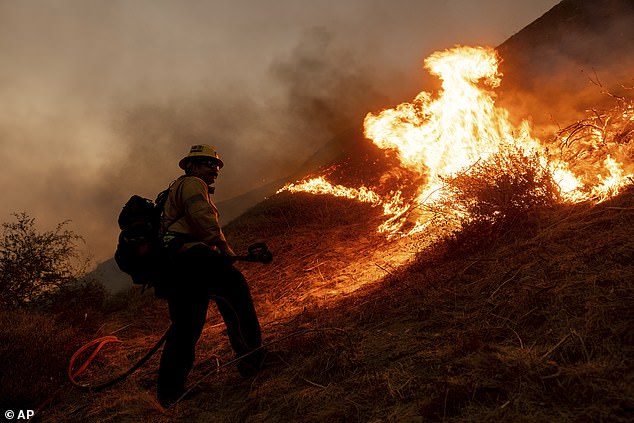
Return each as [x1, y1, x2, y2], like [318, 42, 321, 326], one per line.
[0, 0, 562, 263]
[3, 27, 398, 261]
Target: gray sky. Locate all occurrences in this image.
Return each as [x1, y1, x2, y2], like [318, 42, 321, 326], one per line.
[0, 0, 560, 262]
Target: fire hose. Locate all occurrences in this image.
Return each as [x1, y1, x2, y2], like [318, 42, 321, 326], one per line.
[68, 331, 169, 391]
[68, 243, 273, 391]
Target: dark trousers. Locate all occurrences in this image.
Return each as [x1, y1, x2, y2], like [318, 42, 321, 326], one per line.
[157, 245, 262, 397]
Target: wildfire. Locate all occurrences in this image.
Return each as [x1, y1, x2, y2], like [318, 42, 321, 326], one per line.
[592, 156, 632, 201]
[278, 45, 633, 237]
[365, 46, 520, 176]
[282, 176, 382, 206]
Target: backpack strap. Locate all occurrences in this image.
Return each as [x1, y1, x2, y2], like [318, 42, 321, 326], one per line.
[157, 179, 186, 233]
[157, 179, 189, 253]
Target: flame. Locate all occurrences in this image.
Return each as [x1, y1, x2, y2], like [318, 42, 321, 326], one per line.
[365, 46, 518, 177]
[278, 45, 633, 237]
[282, 176, 382, 205]
[592, 156, 633, 201]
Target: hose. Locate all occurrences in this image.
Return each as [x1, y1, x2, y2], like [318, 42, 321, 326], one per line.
[68, 329, 170, 391]
[67, 325, 351, 412]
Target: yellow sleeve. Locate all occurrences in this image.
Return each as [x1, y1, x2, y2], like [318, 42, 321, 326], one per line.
[177, 177, 227, 246]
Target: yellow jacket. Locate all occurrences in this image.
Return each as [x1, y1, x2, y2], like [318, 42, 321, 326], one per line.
[161, 175, 234, 255]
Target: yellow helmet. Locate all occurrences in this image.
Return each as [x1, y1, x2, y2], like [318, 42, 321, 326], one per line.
[178, 144, 224, 170]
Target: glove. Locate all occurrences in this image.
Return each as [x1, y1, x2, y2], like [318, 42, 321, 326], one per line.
[246, 243, 273, 264]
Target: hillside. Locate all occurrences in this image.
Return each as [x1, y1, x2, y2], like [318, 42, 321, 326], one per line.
[88, 0, 634, 295]
[9, 0, 634, 421]
[496, 0, 634, 127]
[38, 177, 634, 422]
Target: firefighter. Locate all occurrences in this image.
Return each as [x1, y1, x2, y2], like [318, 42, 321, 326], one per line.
[156, 144, 265, 407]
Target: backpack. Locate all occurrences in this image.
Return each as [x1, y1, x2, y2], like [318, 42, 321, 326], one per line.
[114, 188, 171, 287]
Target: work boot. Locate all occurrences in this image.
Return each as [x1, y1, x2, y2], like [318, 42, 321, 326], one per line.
[157, 386, 202, 409]
[236, 349, 289, 377]
[237, 360, 259, 378]
[236, 348, 269, 378]
[157, 389, 184, 409]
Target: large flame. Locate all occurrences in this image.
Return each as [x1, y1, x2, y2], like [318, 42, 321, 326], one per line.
[365, 46, 519, 176]
[278, 45, 633, 237]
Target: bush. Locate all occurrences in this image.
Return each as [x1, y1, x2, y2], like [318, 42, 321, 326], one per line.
[0, 212, 89, 307]
[432, 144, 561, 252]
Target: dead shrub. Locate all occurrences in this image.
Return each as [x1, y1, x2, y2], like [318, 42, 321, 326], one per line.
[553, 97, 634, 173]
[432, 144, 561, 253]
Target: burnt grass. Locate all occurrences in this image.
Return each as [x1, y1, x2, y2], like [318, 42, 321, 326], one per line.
[31, 188, 634, 422]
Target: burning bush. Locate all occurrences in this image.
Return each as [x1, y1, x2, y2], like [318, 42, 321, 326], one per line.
[281, 45, 634, 242]
[431, 144, 561, 252]
[551, 97, 634, 201]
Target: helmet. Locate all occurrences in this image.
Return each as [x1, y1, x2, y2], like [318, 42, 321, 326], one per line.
[178, 144, 224, 170]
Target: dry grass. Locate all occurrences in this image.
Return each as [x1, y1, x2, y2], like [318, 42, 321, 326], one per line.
[0, 309, 78, 410]
[16, 148, 634, 422]
[35, 185, 634, 422]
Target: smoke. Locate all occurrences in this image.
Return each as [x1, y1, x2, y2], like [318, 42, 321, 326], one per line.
[497, 0, 634, 130]
[0, 0, 562, 262]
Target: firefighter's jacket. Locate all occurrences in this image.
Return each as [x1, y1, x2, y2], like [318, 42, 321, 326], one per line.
[161, 175, 234, 255]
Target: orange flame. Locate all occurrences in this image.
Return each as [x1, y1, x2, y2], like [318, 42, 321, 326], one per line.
[365, 46, 518, 176]
[279, 45, 633, 237]
[282, 176, 382, 205]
